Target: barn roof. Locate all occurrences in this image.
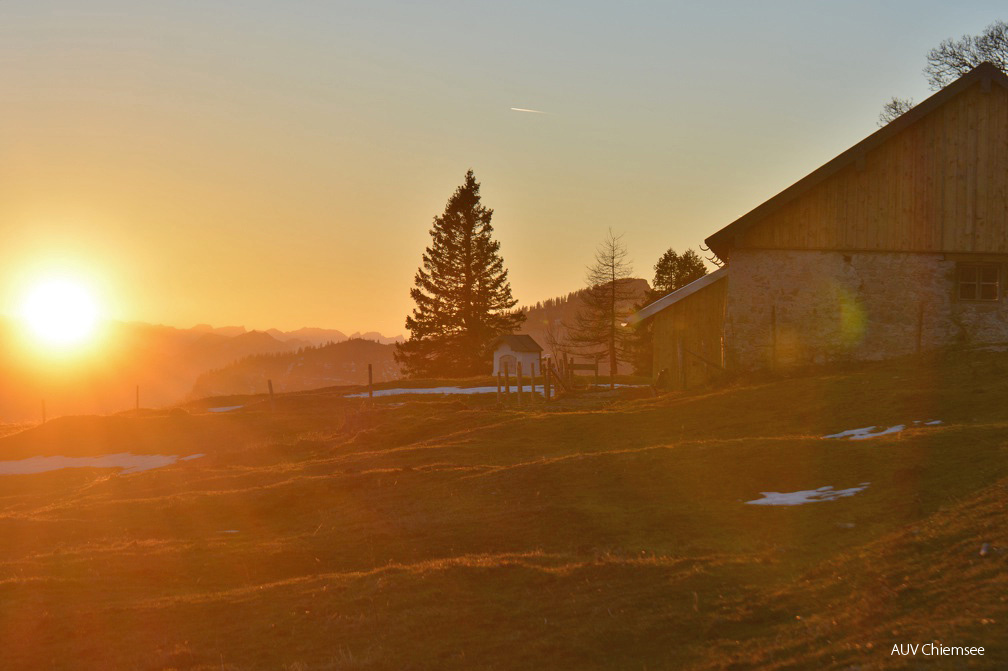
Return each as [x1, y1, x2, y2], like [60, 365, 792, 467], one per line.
[626, 266, 729, 324]
[493, 334, 543, 352]
[704, 62, 1008, 262]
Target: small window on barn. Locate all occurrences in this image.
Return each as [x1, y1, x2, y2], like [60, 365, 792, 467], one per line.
[957, 263, 1000, 301]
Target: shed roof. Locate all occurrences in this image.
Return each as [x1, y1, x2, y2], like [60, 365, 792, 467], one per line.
[626, 266, 729, 324]
[493, 334, 543, 352]
[704, 62, 1008, 262]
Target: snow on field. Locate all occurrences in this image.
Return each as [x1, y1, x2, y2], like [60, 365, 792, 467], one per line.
[208, 405, 244, 413]
[746, 482, 871, 506]
[345, 383, 641, 398]
[346, 385, 545, 398]
[823, 420, 942, 440]
[0, 453, 205, 476]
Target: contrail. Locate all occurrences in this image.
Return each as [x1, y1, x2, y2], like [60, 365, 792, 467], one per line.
[510, 107, 547, 114]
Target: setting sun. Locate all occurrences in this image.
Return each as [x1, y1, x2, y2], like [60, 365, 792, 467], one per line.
[18, 278, 101, 348]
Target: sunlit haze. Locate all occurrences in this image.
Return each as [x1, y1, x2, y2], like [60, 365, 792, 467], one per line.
[0, 1, 1003, 334]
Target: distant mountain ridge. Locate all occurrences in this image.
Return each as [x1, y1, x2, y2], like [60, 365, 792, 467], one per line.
[0, 319, 403, 421]
[192, 325, 405, 346]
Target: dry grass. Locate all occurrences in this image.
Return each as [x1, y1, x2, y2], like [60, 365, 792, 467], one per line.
[0, 349, 1006, 668]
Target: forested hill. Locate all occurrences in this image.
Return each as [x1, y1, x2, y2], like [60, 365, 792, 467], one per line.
[520, 278, 650, 365]
[189, 338, 400, 399]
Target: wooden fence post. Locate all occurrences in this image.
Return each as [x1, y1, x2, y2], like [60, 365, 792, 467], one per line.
[504, 362, 510, 400]
[770, 304, 777, 370]
[497, 370, 502, 404]
[528, 362, 536, 405]
[677, 336, 685, 390]
[368, 363, 373, 400]
[268, 379, 275, 412]
[517, 361, 523, 406]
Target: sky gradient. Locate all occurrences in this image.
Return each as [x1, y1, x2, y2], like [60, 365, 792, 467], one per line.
[1, 1, 1005, 335]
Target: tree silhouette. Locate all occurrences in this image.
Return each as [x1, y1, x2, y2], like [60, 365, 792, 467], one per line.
[878, 96, 916, 128]
[880, 20, 1007, 124]
[566, 229, 636, 387]
[631, 247, 708, 375]
[395, 170, 524, 377]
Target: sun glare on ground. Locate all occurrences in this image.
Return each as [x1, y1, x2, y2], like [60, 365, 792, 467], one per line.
[18, 278, 102, 349]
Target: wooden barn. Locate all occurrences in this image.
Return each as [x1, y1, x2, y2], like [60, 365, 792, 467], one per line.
[635, 62, 1008, 387]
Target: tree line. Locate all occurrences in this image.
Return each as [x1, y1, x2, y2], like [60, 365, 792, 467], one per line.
[394, 170, 708, 379]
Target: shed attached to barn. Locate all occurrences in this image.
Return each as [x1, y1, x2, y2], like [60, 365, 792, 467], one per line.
[492, 334, 543, 376]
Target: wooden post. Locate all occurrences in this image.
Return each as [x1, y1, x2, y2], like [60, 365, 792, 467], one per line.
[41, 400, 46, 425]
[268, 379, 275, 412]
[497, 370, 502, 404]
[770, 304, 777, 370]
[528, 365, 534, 406]
[504, 362, 510, 399]
[368, 363, 373, 400]
[677, 336, 685, 390]
[517, 362, 523, 406]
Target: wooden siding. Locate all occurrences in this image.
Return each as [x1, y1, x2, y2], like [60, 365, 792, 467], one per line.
[652, 275, 727, 389]
[740, 82, 1008, 254]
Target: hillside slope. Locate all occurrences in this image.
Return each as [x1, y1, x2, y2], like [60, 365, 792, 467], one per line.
[190, 337, 400, 398]
[521, 278, 649, 373]
[0, 347, 1005, 668]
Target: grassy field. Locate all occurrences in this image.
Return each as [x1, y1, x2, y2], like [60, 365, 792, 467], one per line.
[0, 349, 1006, 669]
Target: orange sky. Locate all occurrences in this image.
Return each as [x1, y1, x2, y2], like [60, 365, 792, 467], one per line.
[0, 3, 1001, 335]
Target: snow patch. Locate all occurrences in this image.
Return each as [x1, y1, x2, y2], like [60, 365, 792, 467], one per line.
[823, 420, 941, 440]
[208, 405, 244, 413]
[345, 383, 641, 398]
[0, 453, 205, 476]
[346, 385, 546, 398]
[746, 482, 871, 506]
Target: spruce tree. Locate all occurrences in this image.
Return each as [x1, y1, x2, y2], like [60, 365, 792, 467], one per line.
[630, 247, 707, 375]
[395, 170, 525, 377]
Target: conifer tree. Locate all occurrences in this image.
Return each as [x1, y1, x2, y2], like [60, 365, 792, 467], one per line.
[630, 247, 707, 375]
[395, 170, 524, 377]
[566, 229, 637, 387]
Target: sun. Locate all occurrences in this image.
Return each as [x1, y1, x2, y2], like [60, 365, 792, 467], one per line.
[18, 278, 102, 348]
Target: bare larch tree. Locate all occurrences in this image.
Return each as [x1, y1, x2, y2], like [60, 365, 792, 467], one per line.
[566, 229, 636, 388]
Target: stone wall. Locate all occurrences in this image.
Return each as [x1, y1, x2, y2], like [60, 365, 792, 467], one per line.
[725, 249, 1008, 370]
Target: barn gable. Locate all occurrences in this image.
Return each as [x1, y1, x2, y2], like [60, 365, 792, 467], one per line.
[706, 62, 1008, 262]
